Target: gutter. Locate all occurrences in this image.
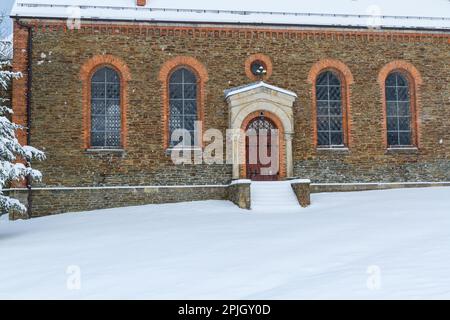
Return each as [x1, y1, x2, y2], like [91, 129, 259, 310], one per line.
[14, 18, 33, 218]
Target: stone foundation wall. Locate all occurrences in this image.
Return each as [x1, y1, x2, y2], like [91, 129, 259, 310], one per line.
[291, 180, 311, 207]
[294, 158, 450, 183]
[6, 181, 450, 219]
[310, 182, 450, 193]
[228, 180, 251, 210]
[6, 186, 228, 219]
[6, 181, 261, 218]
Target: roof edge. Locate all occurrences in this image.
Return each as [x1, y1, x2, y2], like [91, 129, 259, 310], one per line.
[10, 3, 450, 31]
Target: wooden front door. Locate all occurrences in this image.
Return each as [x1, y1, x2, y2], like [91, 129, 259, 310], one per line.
[246, 116, 279, 181]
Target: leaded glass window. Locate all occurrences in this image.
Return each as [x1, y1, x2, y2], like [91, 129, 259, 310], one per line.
[386, 72, 412, 147]
[247, 117, 277, 132]
[90, 67, 121, 148]
[316, 71, 344, 147]
[169, 68, 198, 147]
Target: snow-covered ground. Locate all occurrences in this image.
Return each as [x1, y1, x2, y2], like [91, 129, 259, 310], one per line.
[1, 187, 450, 299]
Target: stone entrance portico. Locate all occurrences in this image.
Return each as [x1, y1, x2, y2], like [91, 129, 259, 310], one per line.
[224, 81, 297, 180]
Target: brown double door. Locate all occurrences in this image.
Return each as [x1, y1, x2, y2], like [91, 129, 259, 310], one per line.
[245, 116, 280, 181]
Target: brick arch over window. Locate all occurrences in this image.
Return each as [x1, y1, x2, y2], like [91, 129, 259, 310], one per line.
[378, 60, 423, 148]
[80, 55, 131, 149]
[159, 56, 208, 149]
[307, 59, 354, 148]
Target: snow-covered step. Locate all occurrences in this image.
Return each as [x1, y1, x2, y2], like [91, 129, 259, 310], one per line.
[251, 181, 300, 211]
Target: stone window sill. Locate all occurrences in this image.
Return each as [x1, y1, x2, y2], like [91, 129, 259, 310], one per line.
[85, 148, 126, 154]
[386, 147, 419, 155]
[165, 147, 202, 155]
[316, 147, 350, 154]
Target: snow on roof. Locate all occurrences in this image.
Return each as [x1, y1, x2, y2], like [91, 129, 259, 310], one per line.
[224, 81, 298, 99]
[10, 0, 450, 30]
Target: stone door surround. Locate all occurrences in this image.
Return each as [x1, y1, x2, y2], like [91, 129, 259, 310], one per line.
[225, 81, 297, 180]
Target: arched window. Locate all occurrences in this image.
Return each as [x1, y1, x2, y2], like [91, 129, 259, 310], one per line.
[385, 72, 412, 147]
[90, 67, 121, 148]
[316, 71, 344, 147]
[168, 68, 198, 147]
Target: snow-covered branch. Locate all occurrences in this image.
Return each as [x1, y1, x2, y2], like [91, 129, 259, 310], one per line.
[0, 56, 45, 217]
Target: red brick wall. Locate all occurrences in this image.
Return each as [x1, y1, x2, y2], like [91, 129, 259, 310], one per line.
[12, 21, 29, 149]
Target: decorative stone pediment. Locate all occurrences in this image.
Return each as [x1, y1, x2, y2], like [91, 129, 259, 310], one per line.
[225, 81, 297, 133]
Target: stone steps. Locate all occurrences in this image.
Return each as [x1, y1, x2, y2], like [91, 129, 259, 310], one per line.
[251, 181, 300, 211]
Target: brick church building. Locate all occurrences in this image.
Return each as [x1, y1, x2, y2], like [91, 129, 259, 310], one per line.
[8, 0, 450, 216]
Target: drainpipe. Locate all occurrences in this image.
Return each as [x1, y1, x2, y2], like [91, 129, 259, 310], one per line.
[15, 19, 33, 218]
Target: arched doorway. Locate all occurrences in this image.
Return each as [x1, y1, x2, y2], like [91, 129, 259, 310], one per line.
[245, 114, 280, 181]
[225, 82, 296, 180]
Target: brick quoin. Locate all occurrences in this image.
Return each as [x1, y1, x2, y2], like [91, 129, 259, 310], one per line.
[79, 55, 131, 150]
